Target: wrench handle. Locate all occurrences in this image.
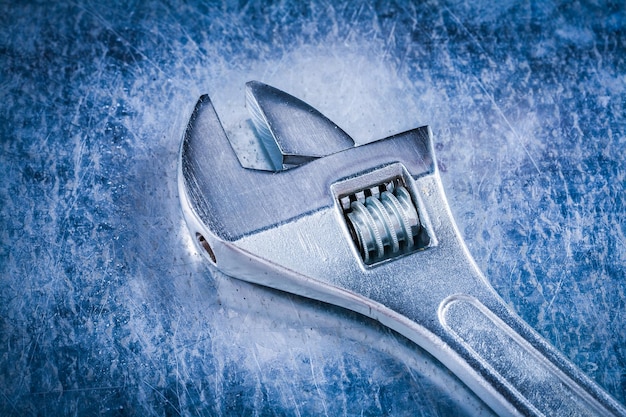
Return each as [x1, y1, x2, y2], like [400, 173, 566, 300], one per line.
[435, 294, 624, 416]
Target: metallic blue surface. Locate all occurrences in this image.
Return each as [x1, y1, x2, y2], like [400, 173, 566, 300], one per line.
[1, 1, 624, 415]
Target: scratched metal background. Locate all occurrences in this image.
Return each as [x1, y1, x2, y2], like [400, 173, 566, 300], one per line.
[1, 1, 624, 415]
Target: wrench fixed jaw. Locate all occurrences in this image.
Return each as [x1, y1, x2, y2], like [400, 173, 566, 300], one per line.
[179, 88, 626, 417]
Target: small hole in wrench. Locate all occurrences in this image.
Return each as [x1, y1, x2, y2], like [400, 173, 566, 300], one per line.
[196, 233, 217, 264]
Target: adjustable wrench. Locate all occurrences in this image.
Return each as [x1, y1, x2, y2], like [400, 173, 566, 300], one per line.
[178, 81, 626, 416]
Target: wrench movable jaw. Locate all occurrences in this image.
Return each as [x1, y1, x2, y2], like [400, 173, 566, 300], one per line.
[246, 81, 355, 171]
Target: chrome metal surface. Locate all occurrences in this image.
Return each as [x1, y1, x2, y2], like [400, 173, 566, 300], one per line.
[179, 83, 626, 416]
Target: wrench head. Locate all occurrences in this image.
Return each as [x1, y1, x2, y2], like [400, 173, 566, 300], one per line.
[180, 83, 434, 234]
[178, 84, 457, 386]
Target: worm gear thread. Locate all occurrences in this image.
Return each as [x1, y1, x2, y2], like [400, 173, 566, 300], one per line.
[344, 181, 421, 264]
